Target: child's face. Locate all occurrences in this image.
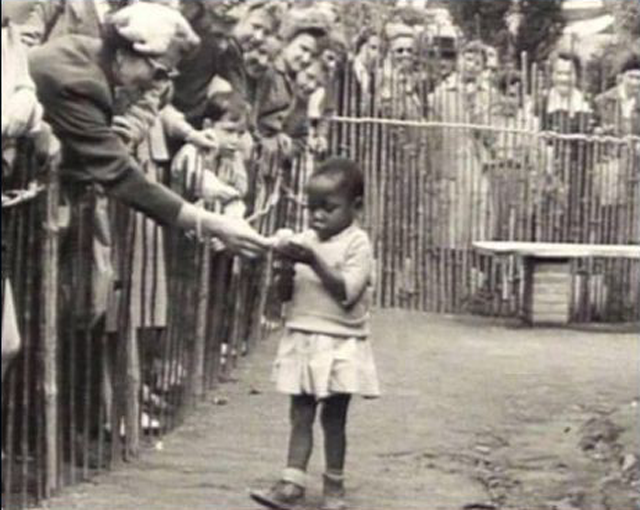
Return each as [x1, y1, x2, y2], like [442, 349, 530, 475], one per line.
[210, 117, 245, 157]
[306, 174, 359, 240]
[295, 61, 325, 99]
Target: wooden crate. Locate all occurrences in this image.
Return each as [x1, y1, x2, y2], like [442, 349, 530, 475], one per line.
[522, 257, 571, 325]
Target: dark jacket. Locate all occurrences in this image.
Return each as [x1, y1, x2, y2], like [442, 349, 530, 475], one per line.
[29, 35, 183, 224]
[172, 30, 245, 128]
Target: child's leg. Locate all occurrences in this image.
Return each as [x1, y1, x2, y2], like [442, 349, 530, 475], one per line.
[320, 394, 351, 508]
[320, 394, 351, 475]
[286, 394, 318, 474]
[250, 395, 316, 507]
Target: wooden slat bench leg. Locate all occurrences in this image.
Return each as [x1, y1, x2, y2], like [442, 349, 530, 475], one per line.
[522, 257, 571, 325]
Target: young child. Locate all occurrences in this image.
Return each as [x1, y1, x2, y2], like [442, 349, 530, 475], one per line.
[251, 157, 380, 510]
[172, 90, 251, 219]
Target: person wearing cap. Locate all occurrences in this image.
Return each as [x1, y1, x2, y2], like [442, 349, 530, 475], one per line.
[28, 2, 269, 255]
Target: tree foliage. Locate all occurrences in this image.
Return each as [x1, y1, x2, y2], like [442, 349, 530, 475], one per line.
[446, 0, 511, 47]
[442, 0, 564, 64]
[612, 0, 640, 38]
[514, 0, 564, 64]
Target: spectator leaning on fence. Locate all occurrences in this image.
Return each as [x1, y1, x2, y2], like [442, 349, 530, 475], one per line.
[255, 8, 329, 158]
[1, 19, 60, 383]
[27, 2, 269, 255]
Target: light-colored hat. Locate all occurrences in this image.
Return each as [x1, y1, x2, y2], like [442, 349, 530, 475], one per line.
[385, 22, 415, 42]
[110, 3, 200, 72]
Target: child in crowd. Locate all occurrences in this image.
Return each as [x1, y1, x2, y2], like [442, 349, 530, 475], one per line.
[251, 157, 380, 510]
[172, 90, 251, 219]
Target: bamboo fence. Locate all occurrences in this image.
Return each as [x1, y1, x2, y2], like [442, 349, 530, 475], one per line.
[325, 58, 640, 322]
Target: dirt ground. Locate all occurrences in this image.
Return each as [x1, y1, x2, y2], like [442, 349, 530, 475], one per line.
[39, 311, 640, 510]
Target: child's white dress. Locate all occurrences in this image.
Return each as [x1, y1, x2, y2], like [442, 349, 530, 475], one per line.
[272, 224, 380, 400]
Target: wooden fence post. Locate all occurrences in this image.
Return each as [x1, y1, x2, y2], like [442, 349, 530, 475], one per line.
[41, 161, 60, 497]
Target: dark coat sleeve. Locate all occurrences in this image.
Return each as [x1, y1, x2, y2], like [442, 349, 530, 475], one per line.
[30, 42, 183, 224]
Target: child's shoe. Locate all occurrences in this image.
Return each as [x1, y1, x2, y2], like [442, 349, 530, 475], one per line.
[321, 472, 347, 510]
[250, 480, 305, 510]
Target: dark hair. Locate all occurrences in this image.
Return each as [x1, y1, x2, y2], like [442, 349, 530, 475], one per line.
[550, 51, 582, 81]
[310, 157, 364, 201]
[619, 53, 640, 75]
[203, 90, 251, 125]
[354, 27, 378, 55]
[497, 71, 522, 95]
[288, 26, 327, 46]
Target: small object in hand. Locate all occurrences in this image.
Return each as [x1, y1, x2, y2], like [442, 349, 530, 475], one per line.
[274, 257, 295, 302]
[271, 228, 295, 250]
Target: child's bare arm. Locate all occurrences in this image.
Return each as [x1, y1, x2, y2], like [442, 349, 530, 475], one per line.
[309, 249, 348, 304]
[275, 239, 345, 303]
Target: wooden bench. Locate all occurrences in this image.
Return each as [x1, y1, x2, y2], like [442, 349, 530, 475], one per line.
[473, 241, 640, 325]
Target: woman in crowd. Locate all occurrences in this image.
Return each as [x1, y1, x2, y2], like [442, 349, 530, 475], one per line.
[254, 7, 329, 151]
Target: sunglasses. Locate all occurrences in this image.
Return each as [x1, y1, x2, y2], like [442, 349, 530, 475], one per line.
[393, 47, 414, 56]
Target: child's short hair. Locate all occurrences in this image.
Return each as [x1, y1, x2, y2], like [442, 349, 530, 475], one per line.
[311, 157, 364, 201]
[203, 90, 251, 125]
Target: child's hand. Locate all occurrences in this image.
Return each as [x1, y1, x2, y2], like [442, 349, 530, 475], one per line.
[278, 239, 316, 265]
